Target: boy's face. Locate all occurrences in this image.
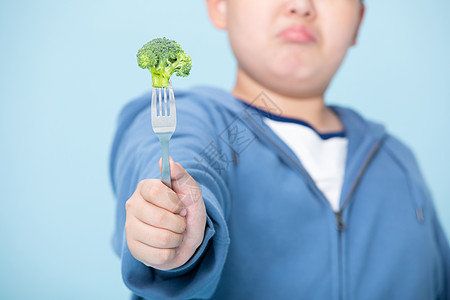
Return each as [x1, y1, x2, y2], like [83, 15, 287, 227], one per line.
[206, 0, 365, 97]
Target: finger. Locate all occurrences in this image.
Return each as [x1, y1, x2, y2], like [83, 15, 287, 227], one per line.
[128, 239, 177, 267]
[134, 201, 186, 234]
[131, 216, 184, 249]
[139, 180, 185, 214]
[163, 156, 203, 206]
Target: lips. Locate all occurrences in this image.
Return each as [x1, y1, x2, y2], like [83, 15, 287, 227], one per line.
[277, 25, 317, 43]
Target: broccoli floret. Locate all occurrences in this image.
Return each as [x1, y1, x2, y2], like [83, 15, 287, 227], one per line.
[137, 37, 192, 88]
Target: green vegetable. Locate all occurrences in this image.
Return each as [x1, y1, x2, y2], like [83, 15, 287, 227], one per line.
[137, 37, 192, 88]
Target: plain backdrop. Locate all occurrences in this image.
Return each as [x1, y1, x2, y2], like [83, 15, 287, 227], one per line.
[1, 0, 449, 299]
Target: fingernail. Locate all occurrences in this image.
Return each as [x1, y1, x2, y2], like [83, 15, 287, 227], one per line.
[180, 208, 187, 217]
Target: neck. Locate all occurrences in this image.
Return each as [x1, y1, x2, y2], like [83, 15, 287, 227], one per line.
[231, 67, 344, 133]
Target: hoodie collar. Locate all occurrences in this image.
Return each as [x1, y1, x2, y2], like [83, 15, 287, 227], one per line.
[188, 85, 387, 211]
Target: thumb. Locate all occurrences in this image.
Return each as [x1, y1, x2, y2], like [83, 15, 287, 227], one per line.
[159, 156, 202, 206]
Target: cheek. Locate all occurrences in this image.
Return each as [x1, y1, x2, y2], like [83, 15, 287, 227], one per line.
[319, 8, 360, 63]
[227, 7, 268, 67]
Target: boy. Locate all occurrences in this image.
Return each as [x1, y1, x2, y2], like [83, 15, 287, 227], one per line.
[110, 0, 450, 299]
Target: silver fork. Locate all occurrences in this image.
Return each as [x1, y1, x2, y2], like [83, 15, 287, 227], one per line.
[151, 80, 177, 189]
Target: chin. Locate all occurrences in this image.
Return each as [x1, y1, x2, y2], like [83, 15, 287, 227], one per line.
[259, 78, 325, 99]
[267, 53, 314, 76]
[239, 56, 329, 98]
[265, 59, 331, 94]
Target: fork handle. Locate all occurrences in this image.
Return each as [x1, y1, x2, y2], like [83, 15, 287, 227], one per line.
[157, 132, 173, 189]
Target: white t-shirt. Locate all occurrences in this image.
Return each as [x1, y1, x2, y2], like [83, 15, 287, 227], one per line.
[263, 116, 348, 212]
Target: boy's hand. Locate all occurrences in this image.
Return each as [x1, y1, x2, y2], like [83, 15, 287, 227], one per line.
[125, 157, 207, 271]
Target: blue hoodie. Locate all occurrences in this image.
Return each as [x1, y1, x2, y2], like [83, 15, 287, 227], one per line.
[109, 86, 450, 300]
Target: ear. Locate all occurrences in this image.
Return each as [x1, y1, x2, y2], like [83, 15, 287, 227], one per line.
[205, 0, 228, 30]
[351, 3, 365, 46]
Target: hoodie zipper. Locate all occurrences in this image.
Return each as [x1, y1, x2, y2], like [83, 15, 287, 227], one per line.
[334, 137, 384, 300]
[243, 110, 386, 300]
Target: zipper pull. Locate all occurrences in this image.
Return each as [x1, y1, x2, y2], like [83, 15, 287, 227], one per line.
[335, 211, 347, 231]
[232, 150, 238, 165]
[416, 207, 424, 222]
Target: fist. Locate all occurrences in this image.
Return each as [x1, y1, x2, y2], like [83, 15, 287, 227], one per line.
[125, 156, 207, 271]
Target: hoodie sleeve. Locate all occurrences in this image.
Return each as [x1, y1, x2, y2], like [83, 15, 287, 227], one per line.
[385, 134, 450, 299]
[109, 91, 231, 300]
[421, 167, 450, 300]
[434, 212, 450, 300]
[410, 156, 450, 300]
[422, 173, 450, 300]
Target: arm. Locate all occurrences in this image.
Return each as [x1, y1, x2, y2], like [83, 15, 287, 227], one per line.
[110, 91, 231, 299]
[404, 139, 450, 300]
[434, 212, 450, 300]
[385, 134, 450, 299]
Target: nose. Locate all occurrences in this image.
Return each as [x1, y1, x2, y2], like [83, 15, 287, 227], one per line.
[286, 0, 316, 19]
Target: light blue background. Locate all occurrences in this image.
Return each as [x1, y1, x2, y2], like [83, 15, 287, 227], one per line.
[1, 0, 449, 299]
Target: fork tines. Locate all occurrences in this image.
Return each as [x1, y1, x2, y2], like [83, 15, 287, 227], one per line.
[152, 86, 171, 116]
[151, 81, 176, 119]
